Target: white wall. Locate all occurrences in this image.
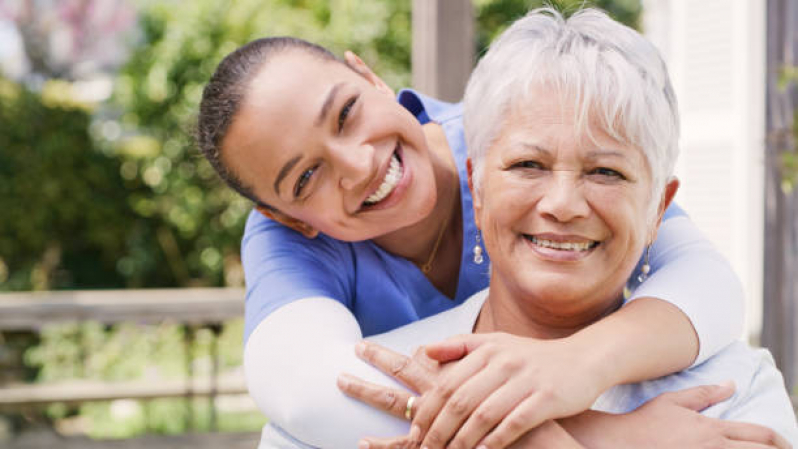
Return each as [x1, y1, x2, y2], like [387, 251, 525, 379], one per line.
[642, 0, 767, 342]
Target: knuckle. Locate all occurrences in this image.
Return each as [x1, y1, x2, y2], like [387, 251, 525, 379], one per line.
[425, 430, 446, 446]
[433, 382, 457, 400]
[473, 407, 498, 426]
[382, 390, 400, 410]
[446, 394, 471, 416]
[390, 356, 412, 377]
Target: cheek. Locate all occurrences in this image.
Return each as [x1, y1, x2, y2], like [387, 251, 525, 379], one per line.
[585, 185, 650, 246]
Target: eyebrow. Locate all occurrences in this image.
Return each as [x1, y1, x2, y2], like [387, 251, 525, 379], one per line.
[274, 155, 302, 196]
[315, 82, 345, 126]
[585, 149, 628, 160]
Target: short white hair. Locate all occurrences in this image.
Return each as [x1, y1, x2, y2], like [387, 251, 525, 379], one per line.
[464, 7, 680, 217]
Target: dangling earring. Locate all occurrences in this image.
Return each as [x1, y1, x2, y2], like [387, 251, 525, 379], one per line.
[637, 245, 652, 283]
[473, 231, 484, 265]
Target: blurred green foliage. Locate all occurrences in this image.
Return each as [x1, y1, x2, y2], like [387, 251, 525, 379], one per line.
[475, 0, 642, 52]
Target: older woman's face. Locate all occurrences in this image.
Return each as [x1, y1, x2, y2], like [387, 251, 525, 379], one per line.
[474, 87, 665, 320]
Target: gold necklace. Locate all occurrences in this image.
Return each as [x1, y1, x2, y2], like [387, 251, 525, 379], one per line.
[420, 215, 450, 274]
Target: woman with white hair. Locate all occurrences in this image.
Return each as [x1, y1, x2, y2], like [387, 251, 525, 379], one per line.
[334, 7, 798, 448]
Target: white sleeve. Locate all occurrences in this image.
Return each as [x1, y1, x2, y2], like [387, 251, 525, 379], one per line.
[244, 297, 411, 449]
[629, 216, 745, 365]
[717, 349, 798, 446]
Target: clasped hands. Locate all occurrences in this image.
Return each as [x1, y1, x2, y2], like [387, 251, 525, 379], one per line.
[337, 333, 791, 449]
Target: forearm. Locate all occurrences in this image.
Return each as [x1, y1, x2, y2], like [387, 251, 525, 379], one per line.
[570, 297, 698, 391]
[558, 411, 620, 449]
[244, 297, 410, 448]
[630, 216, 745, 365]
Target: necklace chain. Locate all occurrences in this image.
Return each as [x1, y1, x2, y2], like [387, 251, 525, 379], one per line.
[420, 215, 450, 274]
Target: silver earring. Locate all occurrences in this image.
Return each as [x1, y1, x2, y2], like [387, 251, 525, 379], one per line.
[637, 245, 652, 283]
[473, 231, 484, 265]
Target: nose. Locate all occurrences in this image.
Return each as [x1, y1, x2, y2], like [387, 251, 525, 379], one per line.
[536, 171, 590, 222]
[329, 141, 374, 191]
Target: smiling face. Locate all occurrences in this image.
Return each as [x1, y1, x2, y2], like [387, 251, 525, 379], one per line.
[221, 51, 438, 241]
[474, 86, 675, 328]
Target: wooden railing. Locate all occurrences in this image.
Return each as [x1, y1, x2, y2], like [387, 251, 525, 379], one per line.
[0, 288, 252, 443]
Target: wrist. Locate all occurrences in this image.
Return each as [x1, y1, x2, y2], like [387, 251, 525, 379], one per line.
[559, 411, 629, 449]
[563, 330, 617, 395]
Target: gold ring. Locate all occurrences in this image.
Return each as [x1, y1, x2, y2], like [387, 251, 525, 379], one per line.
[405, 396, 416, 420]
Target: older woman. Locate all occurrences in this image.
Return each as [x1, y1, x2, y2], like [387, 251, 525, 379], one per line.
[325, 7, 798, 449]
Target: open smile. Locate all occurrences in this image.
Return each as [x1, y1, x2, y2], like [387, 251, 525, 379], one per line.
[523, 234, 601, 261]
[360, 142, 408, 210]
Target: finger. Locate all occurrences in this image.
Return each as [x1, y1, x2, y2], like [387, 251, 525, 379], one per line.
[412, 351, 492, 447]
[425, 333, 490, 362]
[419, 367, 511, 449]
[479, 392, 560, 449]
[447, 379, 535, 449]
[359, 435, 415, 449]
[723, 421, 792, 449]
[724, 442, 785, 449]
[357, 341, 434, 391]
[337, 373, 416, 419]
[659, 382, 735, 411]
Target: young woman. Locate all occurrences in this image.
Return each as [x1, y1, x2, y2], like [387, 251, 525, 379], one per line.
[198, 27, 746, 447]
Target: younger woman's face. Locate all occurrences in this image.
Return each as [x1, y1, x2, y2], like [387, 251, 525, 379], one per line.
[222, 51, 438, 241]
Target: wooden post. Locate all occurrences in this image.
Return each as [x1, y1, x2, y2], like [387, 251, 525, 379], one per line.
[412, 0, 474, 102]
[764, 0, 798, 394]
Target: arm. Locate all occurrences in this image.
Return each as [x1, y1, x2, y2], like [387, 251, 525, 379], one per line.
[573, 210, 746, 390]
[628, 210, 745, 365]
[241, 211, 416, 448]
[244, 298, 413, 448]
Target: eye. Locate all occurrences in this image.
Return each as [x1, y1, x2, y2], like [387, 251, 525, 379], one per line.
[294, 165, 318, 197]
[590, 167, 626, 180]
[338, 96, 358, 132]
[511, 160, 545, 170]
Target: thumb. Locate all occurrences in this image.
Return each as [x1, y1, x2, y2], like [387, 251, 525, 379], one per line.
[425, 334, 489, 362]
[663, 381, 736, 411]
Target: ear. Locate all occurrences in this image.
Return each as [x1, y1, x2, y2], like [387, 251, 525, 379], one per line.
[648, 177, 680, 244]
[466, 158, 483, 230]
[256, 205, 319, 239]
[344, 51, 394, 97]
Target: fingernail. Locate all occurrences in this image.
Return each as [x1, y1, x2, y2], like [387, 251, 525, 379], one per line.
[476, 445, 488, 449]
[355, 341, 367, 357]
[358, 441, 370, 449]
[719, 380, 736, 390]
[336, 374, 350, 389]
[409, 424, 421, 441]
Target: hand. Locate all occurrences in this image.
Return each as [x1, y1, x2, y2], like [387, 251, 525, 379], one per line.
[564, 383, 792, 449]
[411, 333, 604, 449]
[352, 420, 586, 449]
[339, 332, 605, 449]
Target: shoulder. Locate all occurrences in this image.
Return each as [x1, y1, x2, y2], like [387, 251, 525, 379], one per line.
[368, 289, 488, 355]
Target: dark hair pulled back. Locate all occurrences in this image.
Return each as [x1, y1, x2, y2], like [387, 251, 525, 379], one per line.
[197, 37, 338, 207]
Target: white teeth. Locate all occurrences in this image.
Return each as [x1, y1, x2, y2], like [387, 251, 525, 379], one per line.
[529, 236, 595, 251]
[364, 153, 403, 205]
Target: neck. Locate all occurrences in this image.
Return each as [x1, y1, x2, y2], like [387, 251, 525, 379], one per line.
[474, 279, 624, 339]
[372, 122, 461, 267]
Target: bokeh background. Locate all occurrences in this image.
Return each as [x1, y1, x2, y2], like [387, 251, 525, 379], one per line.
[0, 0, 795, 446]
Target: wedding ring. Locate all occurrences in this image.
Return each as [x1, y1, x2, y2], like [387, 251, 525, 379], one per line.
[405, 395, 416, 420]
